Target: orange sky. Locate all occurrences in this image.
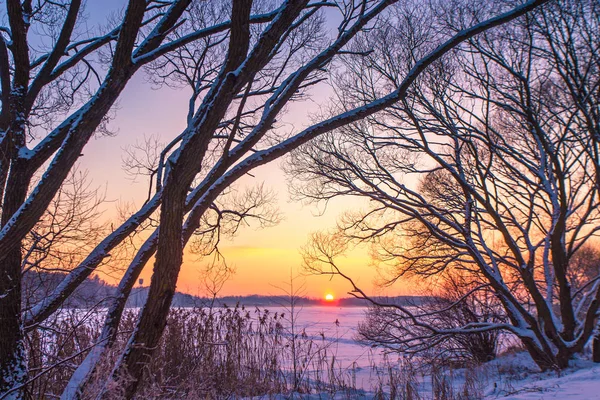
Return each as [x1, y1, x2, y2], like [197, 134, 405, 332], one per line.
[79, 1, 413, 299]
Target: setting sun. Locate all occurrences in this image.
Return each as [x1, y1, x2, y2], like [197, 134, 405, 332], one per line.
[324, 293, 335, 301]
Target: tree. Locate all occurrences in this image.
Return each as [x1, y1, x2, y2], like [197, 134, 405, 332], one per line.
[0, 0, 549, 397]
[0, 0, 213, 394]
[290, 0, 599, 371]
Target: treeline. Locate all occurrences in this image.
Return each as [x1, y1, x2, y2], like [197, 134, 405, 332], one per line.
[22, 271, 428, 309]
[213, 294, 429, 307]
[22, 271, 200, 308]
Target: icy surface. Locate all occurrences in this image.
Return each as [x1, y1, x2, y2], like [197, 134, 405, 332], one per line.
[260, 305, 385, 389]
[55, 305, 600, 398]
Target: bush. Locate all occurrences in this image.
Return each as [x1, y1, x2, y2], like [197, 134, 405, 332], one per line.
[358, 273, 505, 367]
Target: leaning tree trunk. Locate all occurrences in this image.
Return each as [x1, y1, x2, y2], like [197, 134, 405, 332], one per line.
[594, 332, 600, 363]
[100, 1, 261, 396]
[102, 184, 187, 399]
[61, 232, 158, 400]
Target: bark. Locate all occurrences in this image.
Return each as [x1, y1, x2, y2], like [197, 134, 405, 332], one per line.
[100, 1, 258, 394]
[0, 164, 30, 396]
[522, 339, 564, 371]
[551, 219, 577, 342]
[0, 0, 146, 264]
[109, 188, 186, 399]
[1, 0, 147, 394]
[0, 2, 31, 383]
[0, 249, 26, 398]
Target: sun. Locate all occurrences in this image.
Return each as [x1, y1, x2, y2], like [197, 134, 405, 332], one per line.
[324, 293, 335, 301]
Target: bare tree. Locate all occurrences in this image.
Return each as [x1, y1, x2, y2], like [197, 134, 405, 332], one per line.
[97, 1, 551, 397]
[0, 0, 276, 394]
[22, 167, 106, 274]
[290, 0, 598, 370]
[0, 0, 549, 397]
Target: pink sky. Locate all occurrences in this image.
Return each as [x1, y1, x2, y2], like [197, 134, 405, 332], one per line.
[79, 1, 412, 299]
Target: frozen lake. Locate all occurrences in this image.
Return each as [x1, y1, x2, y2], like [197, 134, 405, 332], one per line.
[248, 305, 387, 390]
[61, 304, 392, 392]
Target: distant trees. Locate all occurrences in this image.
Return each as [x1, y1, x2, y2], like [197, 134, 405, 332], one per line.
[1, 0, 549, 397]
[292, 0, 598, 371]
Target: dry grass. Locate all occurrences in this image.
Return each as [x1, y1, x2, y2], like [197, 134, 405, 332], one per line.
[25, 305, 361, 398]
[24, 305, 502, 399]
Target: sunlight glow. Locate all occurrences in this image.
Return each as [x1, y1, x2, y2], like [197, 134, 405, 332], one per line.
[325, 293, 334, 301]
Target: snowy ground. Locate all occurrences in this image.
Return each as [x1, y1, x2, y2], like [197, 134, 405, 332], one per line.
[259, 306, 600, 399]
[270, 351, 600, 399]
[486, 354, 600, 399]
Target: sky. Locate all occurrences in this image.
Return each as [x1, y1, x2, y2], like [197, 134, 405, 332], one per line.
[77, 0, 413, 299]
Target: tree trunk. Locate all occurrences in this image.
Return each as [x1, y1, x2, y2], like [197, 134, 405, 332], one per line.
[0, 167, 31, 397]
[0, 249, 26, 399]
[62, 233, 158, 400]
[520, 336, 561, 371]
[100, 185, 187, 399]
[593, 333, 600, 363]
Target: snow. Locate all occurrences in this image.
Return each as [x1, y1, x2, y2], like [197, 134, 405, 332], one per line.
[254, 306, 384, 386]
[487, 355, 600, 399]
[498, 367, 600, 399]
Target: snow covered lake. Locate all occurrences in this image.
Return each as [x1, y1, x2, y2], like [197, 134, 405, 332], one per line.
[258, 305, 380, 362]
[241, 306, 600, 399]
[241, 305, 389, 391]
